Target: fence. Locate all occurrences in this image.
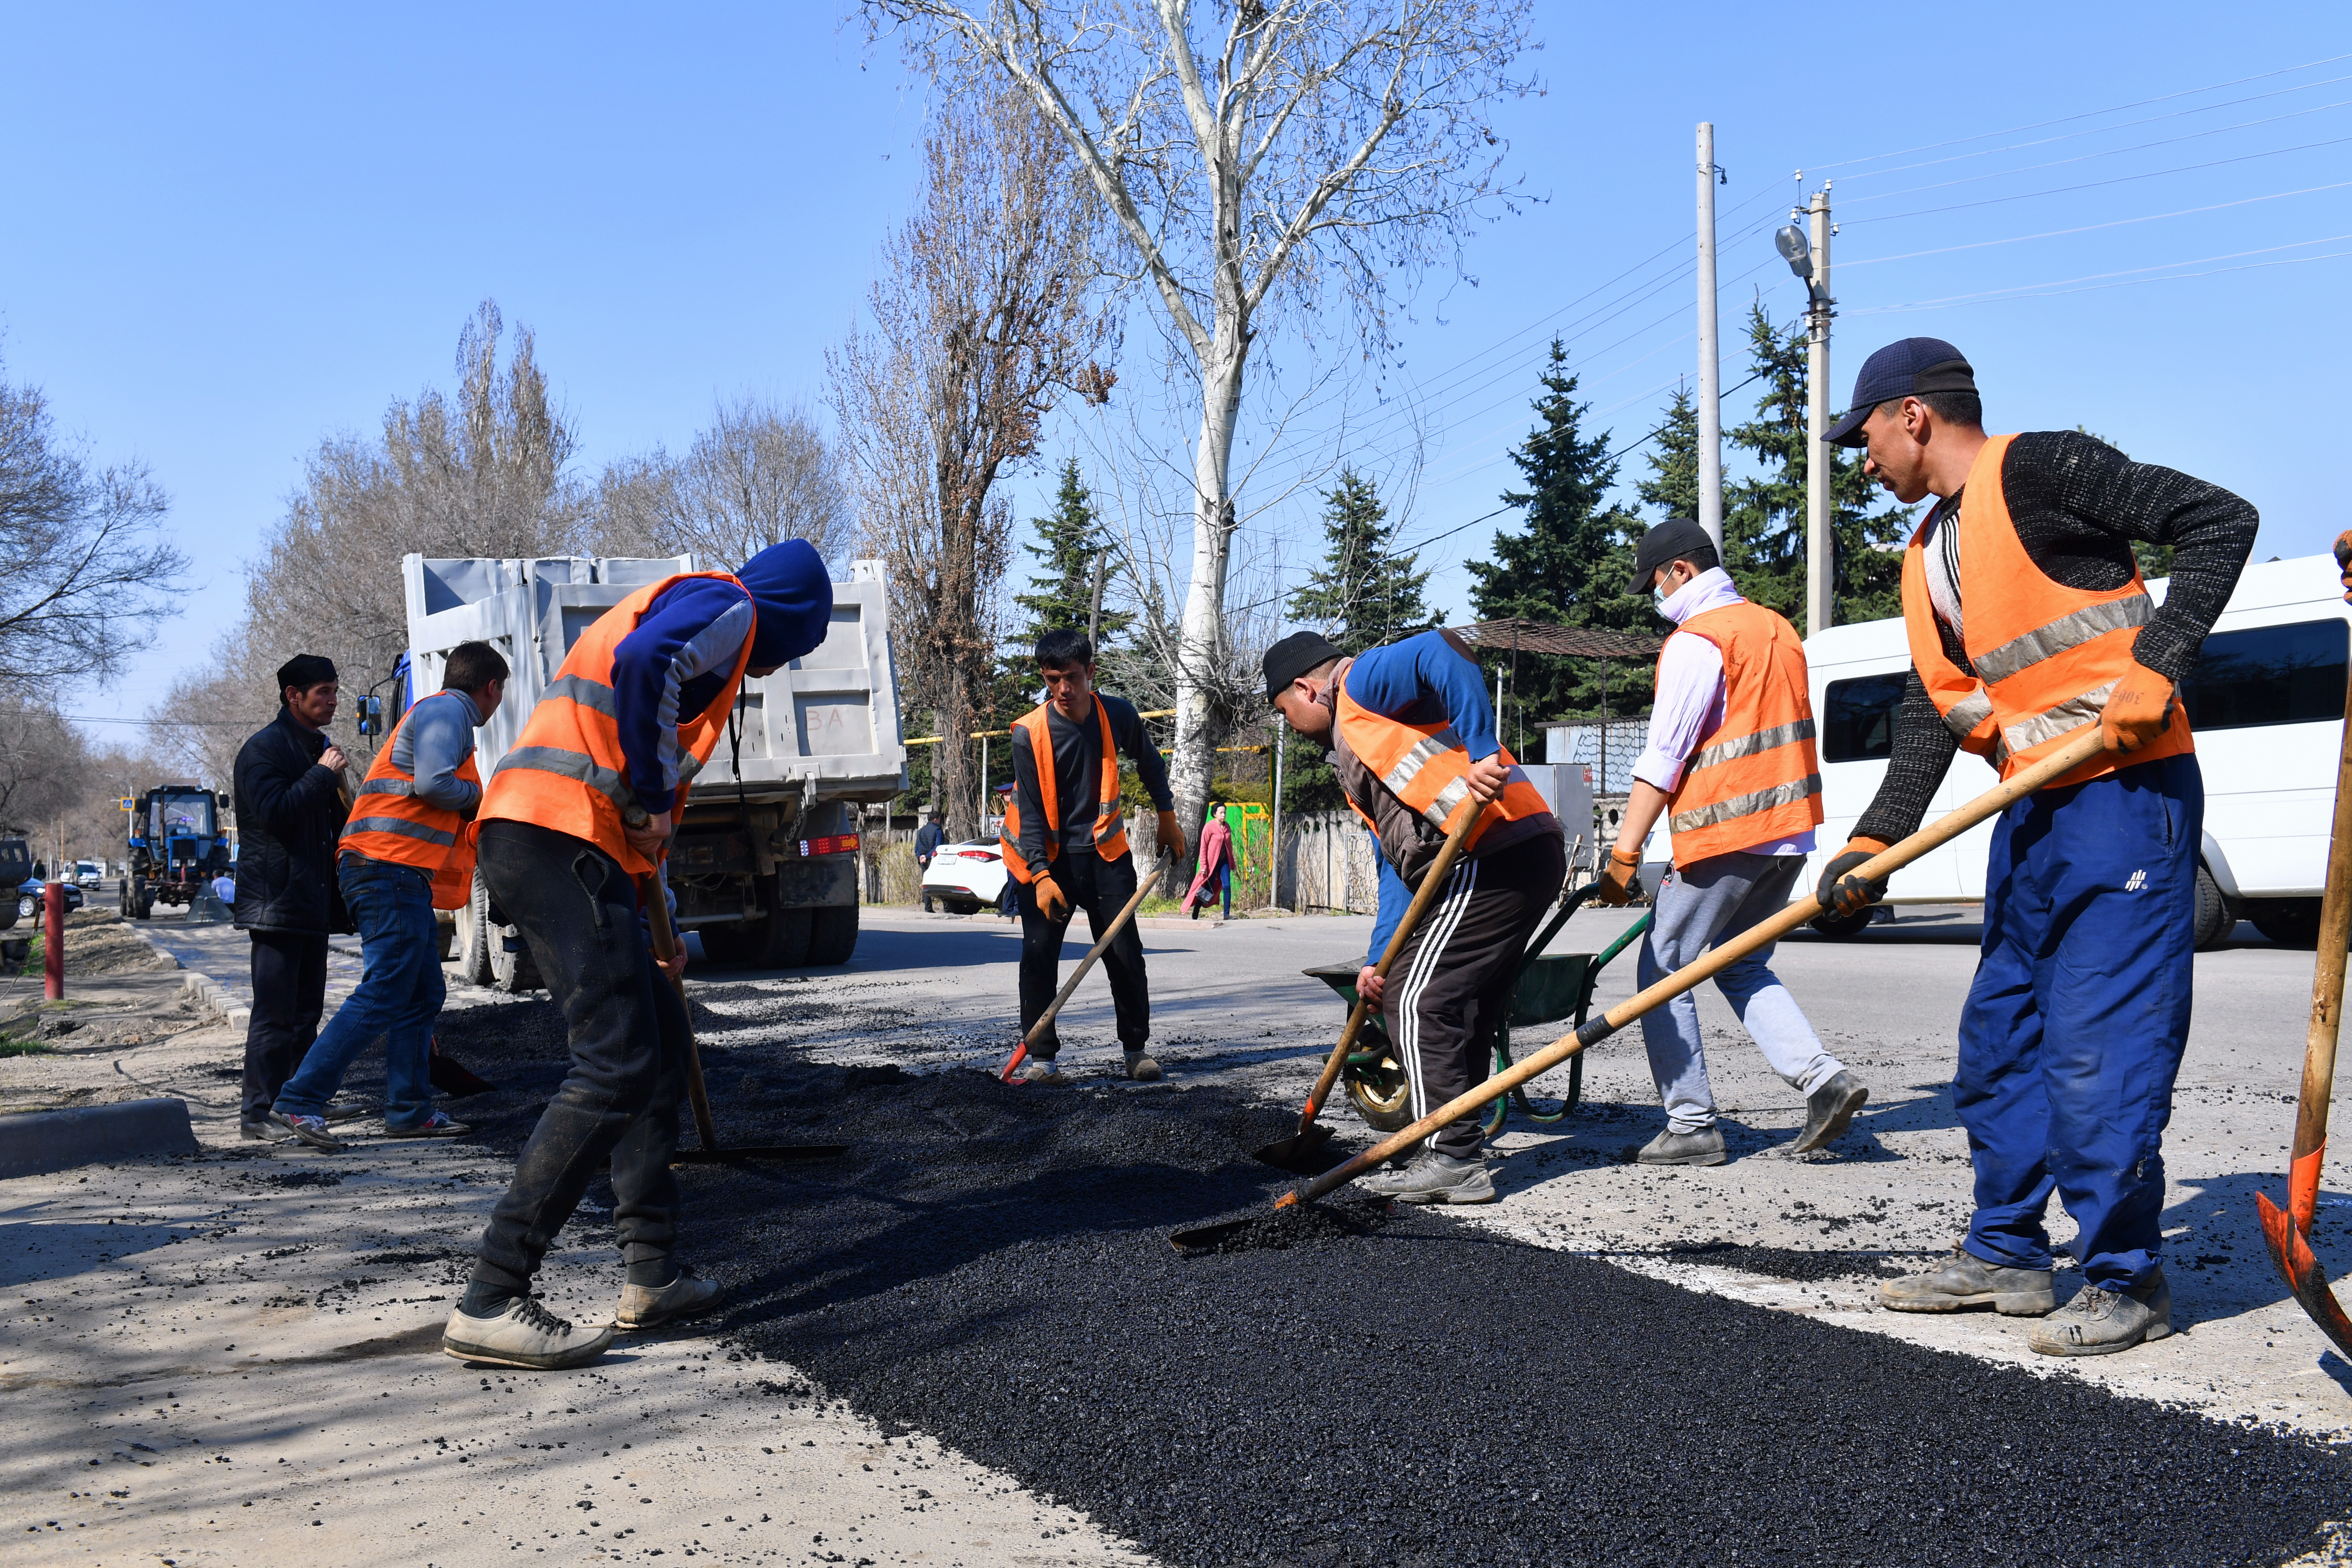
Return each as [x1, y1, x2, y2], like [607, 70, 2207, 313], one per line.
[1539, 720, 1651, 795]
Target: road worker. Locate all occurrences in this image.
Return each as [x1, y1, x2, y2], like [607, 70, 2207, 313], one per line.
[441, 541, 833, 1371]
[1265, 626, 1562, 1204]
[1001, 627, 1185, 1083]
[1818, 338, 2255, 1355]
[1595, 517, 1869, 1165]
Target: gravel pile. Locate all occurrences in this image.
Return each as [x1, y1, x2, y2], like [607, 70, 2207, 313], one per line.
[431, 995, 2352, 1568]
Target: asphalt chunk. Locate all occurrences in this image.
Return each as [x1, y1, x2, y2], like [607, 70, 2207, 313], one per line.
[436, 999, 2352, 1568]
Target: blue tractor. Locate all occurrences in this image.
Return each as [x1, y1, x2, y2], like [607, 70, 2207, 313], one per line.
[123, 786, 231, 920]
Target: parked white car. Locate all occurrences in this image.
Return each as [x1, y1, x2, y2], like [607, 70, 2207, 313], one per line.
[73, 860, 103, 888]
[1639, 552, 2349, 949]
[920, 840, 1010, 914]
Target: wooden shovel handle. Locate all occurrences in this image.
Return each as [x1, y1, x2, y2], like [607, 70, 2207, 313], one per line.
[639, 870, 719, 1155]
[2286, 558, 2352, 1228]
[1023, 857, 1166, 1047]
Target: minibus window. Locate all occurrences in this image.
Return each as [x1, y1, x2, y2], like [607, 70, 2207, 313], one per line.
[1822, 672, 1908, 762]
[2180, 619, 2349, 732]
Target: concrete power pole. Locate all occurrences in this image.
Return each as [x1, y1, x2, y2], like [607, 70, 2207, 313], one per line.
[1804, 185, 1835, 638]
[1696, 123, 1724, 556]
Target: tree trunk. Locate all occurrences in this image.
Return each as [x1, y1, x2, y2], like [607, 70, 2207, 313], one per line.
[1166, 323, 1248, 891]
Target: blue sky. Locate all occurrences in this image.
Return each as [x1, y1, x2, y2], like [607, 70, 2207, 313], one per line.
[4, 4, 2346, 736]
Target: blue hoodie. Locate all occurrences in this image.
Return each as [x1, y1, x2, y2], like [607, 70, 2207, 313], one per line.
[610, 540, 835, 816]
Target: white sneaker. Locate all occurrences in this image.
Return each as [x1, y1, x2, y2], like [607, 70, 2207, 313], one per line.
[442, 1296, 614, 1370]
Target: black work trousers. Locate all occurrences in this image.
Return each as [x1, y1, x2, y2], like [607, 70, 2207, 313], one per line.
[241, 929, 328, 1123]
[1017, 850, 1149, 1056]
[1384, 834, 1565, 1160]
[469, 819, 691, 1298]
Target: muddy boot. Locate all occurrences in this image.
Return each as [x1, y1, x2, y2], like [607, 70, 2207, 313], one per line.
[1123, 1051, 1163, 1082]
[1880, 1244, 2056, 1315]
[1364, 1150, 1495, 1205]
[1018, 1058, 1069, 1086]
[443, 1296, 614, 1370]
[1791, 1071, 1869, 1154]
[1636, 1126, 1727, 1167]
[618, 1267, 724, 1331]
[2028, 1273, 2172, 1356]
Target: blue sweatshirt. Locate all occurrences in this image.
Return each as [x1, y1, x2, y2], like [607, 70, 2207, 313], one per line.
[1347, 631, 1500, 966]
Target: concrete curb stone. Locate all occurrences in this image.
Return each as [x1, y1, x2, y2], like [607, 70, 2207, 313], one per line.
[117, 921, 255, 1030]
[0, 1096, 197, 1178]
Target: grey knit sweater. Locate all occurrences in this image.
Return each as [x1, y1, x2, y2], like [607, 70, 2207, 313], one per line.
[1850, 431, 2257, 845]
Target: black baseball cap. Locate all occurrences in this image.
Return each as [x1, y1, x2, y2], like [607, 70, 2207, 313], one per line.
[1823, 337, 1977, 446]
[1627, 517, 1715, 594]
[1262, 630, 1345, 705]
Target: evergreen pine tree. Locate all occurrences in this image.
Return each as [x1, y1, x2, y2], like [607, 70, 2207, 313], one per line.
[1637, 386, 1700, 521]
[1287, 468, 1436, 654]
[1012, 457, 1131, 647]
[1463, 341, 1651, 724]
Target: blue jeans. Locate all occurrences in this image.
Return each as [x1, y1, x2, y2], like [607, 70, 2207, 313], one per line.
[273, 855, 443, 1129]
[1959, 751, 2201, 1291]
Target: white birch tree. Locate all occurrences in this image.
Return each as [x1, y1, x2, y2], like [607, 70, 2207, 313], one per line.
[866, 0, 1534, 864]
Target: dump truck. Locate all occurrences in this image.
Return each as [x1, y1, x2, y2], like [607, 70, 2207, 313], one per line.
[122, 785, 233, 920]
[399, 553, 906, 993]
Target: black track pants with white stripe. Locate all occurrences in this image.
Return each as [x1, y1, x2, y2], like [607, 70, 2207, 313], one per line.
[1382, 833, 1565, 1160]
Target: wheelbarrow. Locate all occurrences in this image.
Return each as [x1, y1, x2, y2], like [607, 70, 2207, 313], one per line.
[1302, 883, 1650, 1138]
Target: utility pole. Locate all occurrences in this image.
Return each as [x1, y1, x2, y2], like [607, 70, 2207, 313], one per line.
[1695, 122, 1724, 557]
[1804, 184, 1835, 638]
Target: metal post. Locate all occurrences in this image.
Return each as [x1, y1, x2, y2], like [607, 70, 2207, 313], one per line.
[44, 881, 63, 1001]
[1804, 185, 1835, 638]
[1696, 122, 1724, 557]
[978, 734, 988, 833]
[1269, 719, 1284, 912]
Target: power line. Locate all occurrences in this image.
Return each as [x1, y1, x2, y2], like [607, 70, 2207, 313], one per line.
[1849, 235, 2352, 313]
[1842, 131, 2352, 227]
[1840, 178, 2352, 268]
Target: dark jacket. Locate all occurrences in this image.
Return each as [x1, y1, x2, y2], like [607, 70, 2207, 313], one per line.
[233, 710, 352, 934]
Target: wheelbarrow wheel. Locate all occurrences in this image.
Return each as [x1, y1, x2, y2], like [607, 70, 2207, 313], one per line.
[1343, 1050, 1416, 1135]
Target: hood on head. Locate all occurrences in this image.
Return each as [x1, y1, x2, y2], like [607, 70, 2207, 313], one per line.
[735, 540, 834, 668]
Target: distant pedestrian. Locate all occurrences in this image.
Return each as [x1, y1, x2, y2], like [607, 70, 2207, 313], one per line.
[915, 810, 945, 913]
[232, 654, 354, 1143]
[1184, 806, 1234, 920]
[270, 642, 508, 1151]
[993, 784, 1021, 919]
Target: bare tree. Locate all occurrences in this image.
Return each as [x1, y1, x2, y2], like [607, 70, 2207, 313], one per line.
[867, 0, 1534, 857]
[593, 395, 854, 569]
[160, 301, 590, 766]
[829, 86, 1115, 842]
[0, 368, 185, 688]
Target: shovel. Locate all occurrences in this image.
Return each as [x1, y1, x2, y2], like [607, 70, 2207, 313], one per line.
[1175, 725, 2112, 1252]
[639, 872, 847, 1167]
[2256, 536, 2352, 1354]
[999, 856, 1168, 1083]
[1252, 800, 1487, 1175]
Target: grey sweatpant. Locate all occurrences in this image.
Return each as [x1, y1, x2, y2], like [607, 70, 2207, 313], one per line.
[1637, 850, 1843, 1134]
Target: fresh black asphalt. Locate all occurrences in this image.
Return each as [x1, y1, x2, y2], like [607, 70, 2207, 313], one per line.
[427, 990, 2352, 1568]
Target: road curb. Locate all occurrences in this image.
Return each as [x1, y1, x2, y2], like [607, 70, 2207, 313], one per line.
[179, 971, 251, 1031]
[0, 1097, 198, 1179]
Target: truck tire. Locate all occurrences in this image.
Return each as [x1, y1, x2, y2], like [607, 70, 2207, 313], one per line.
[458, 874, 495, 986]
[2249, 898, 2335, 949]
[2192, 865, 2232, 951]
[755, 907, 814, 969]
[806, 904, 858, 966]
[1807, 905, 1876, 940]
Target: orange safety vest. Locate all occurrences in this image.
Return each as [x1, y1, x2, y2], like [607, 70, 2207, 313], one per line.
[1902, 433, 2193, 792]
[479, 572, 757, 877]
[339, 691, 483, 909]
[1661, 599, 1825, 868]
[1332, 682, 1552, 866]
[999, 699, 1129, 884]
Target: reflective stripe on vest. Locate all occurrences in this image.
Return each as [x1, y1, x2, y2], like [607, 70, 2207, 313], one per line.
[1331, 678, 1552, 868]
[1658, 600, 1825, 868]
[999, 699, 1129, 884]
[478, 571, 757, 877]
[1900, 433, 2192, 792]
[338, 691, 481, 896]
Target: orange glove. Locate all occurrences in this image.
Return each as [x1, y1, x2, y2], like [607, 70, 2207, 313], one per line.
[1815, 837, 1890, 917]
[2101, 659, 2175, 755]
[1155, 809, 1187, 863]
[1033, 873, 1070, 923]
[1593, 847, 1642, 907]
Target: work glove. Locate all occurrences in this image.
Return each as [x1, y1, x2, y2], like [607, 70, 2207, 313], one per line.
[1033, 873, 1070, 923]
[1593, 848, 1642, 907]
[1155, 809, 1187, 863]
[2100, 659, 2176, 755]
[1815, 837, 1890, 917]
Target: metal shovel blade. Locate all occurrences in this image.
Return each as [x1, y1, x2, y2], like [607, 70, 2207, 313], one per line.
[2257, 1191, 2352, 1359]
[1250, 1122, 1343, 1176]
[672, 1145, 848, 1166]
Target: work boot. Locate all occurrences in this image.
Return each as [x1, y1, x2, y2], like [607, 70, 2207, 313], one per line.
[271, 1111, 344, 1153]
[1791, 1070, 1870, 1154]
[617, 1266, 724, 1331]
[1636, 1126, 1727, 1167]
[1123, 1051, 1164, 1082]
[240, 1117, 293, 1144]
[1361, 1150, 1495, 1205]
[442, 1296, 614, 1370]
[2028, 1273, 2172, 1356]
[1880, 1244, 2056, 1316]
[1018, 1058, 1069, 1086]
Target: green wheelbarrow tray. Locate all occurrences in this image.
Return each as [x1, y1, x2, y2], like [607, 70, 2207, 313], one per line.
[1301, 893, 1650, 1139]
